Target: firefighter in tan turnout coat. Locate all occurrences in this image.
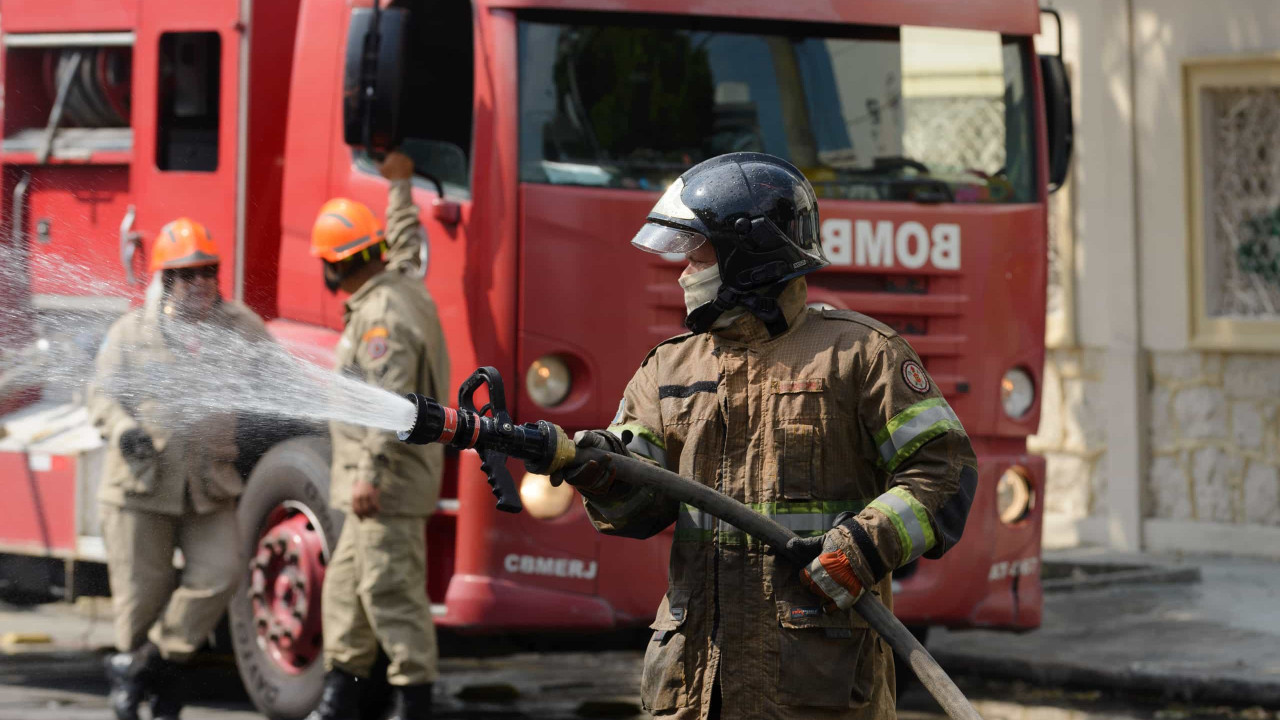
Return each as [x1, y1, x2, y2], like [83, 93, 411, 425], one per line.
[91, 219, 271, 720]
[553, 153, 978, 719]
[307, 151, 450, 720]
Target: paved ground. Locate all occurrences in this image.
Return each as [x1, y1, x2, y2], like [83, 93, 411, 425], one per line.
[0, 646, 648, 720]
[930, 550, 1280, 708]
[0, 596, 647, 719]
[0, 647, 1276, 720]
[2, 550, 1279, 719]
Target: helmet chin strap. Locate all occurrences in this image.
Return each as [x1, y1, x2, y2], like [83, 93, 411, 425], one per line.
[685, 284, 789, 337]
[323, 261, 344, 294]
[323, 242, 387, 294]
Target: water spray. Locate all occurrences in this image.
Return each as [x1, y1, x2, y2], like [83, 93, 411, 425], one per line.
[0, 241, 420, 436]
[400, 367, 984, 720]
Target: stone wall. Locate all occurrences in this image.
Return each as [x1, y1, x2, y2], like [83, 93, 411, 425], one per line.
[1029, 348, 1109, 525]
[1148, 351, 1280, 526]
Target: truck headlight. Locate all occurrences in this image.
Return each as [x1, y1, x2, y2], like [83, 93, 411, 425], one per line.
[519, 472, 576, 520]
[996, 467, 1033, 524]
[526, 355, 571, 408]
[1000, 368, 1035, 419]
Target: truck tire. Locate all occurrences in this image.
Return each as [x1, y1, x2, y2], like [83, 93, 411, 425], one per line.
[228, 435, 342, 720]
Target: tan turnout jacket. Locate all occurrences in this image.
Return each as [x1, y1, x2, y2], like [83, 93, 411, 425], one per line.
[329, 178, 450, 517]
[90, 299, 270, 515]
[585, 278, 978, 719]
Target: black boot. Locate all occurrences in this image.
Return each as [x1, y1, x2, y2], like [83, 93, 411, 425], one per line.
[387, 683, 433, 720]
[149, 683, 185, 720]
[306, 669, 363, 720]
[103, 652, 144, 720]
[129, 643, 184, 720]
[147, 666, 186, 720]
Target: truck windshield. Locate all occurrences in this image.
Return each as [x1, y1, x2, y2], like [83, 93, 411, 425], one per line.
[518, 17, 1035, 204]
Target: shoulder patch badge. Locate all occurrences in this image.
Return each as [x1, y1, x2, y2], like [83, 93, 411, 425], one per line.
[902, 360, 931, 393]
[362, 326, 389, 361]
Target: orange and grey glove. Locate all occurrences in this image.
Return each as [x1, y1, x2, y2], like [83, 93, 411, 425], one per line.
[795, 512, 867, 612]
[550, 430, 630, 497]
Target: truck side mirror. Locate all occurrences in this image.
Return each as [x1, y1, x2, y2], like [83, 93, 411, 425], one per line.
[1039, 8, 1073, 192]
[343, 6, 410, 156]
[1040, 55, 1073, 193]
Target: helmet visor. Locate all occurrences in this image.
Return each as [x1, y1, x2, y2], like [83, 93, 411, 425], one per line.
[631, 222, 707, 255]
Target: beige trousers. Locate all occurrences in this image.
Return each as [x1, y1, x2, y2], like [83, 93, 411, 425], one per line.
[322, 515, 437, 685]
[100, 504, 241, 661]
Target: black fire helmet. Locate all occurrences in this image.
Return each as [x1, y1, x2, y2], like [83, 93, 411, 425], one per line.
[630, 152, 828, 335]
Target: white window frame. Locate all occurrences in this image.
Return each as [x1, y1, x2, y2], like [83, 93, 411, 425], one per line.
[1184, 54, 1280, 351]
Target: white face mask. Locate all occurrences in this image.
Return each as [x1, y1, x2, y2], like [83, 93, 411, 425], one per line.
[678, 265, 721, 315]
[678, 265, 743, 329]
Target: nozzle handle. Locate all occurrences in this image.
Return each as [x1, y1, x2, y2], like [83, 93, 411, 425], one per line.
[458, 365, 507, 418]
[480, 449, 522, 513]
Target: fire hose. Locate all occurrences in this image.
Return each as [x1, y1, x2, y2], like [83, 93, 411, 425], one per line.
[399, 367, 982, 720]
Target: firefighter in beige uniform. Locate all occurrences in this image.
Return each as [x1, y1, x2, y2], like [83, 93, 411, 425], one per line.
[91, 219, 271, 720]
[308, 151, 450, 720]
[554, 154, 978, 719]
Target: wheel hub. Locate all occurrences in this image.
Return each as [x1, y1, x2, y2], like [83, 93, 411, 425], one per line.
[249, 508, 327, 674]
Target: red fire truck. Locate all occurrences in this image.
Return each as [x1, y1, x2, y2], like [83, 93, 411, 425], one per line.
[0, 0, 1070, 716]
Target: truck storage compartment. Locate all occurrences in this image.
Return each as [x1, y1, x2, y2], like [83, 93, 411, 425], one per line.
[0, 33, 140, 409]
[2, 38, 134, 163]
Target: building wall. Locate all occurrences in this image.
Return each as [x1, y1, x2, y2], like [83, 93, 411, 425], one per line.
[1035, 0, 1137, 548]
[1030, 348, 1109, 547]
[1038, 0, 1280, 555]
[1131, 0, 1280, 351]
[1133, 0, 1280, 551]
[1148, 352, 1280, 526]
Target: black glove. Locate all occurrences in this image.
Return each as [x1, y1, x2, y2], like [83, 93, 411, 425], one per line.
[119, 428, 156, 461]
[550, 430, 630, 496]
[786, 534, 826, 565]
[785, 511, 859, 565]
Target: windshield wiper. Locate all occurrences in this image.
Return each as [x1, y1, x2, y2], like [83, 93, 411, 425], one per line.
[869, 155, 931, 175]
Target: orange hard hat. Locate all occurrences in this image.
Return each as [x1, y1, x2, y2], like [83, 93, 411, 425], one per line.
[310, 198, 385, 263]
[151, 218, 220, 271]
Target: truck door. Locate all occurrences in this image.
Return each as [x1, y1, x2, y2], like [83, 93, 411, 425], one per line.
[130, 1, 244, 301]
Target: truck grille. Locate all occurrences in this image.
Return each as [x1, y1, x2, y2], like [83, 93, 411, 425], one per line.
[806, 272, 969, 398]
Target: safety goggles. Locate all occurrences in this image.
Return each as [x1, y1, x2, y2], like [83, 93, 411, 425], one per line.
[172, 265, 218, 282]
